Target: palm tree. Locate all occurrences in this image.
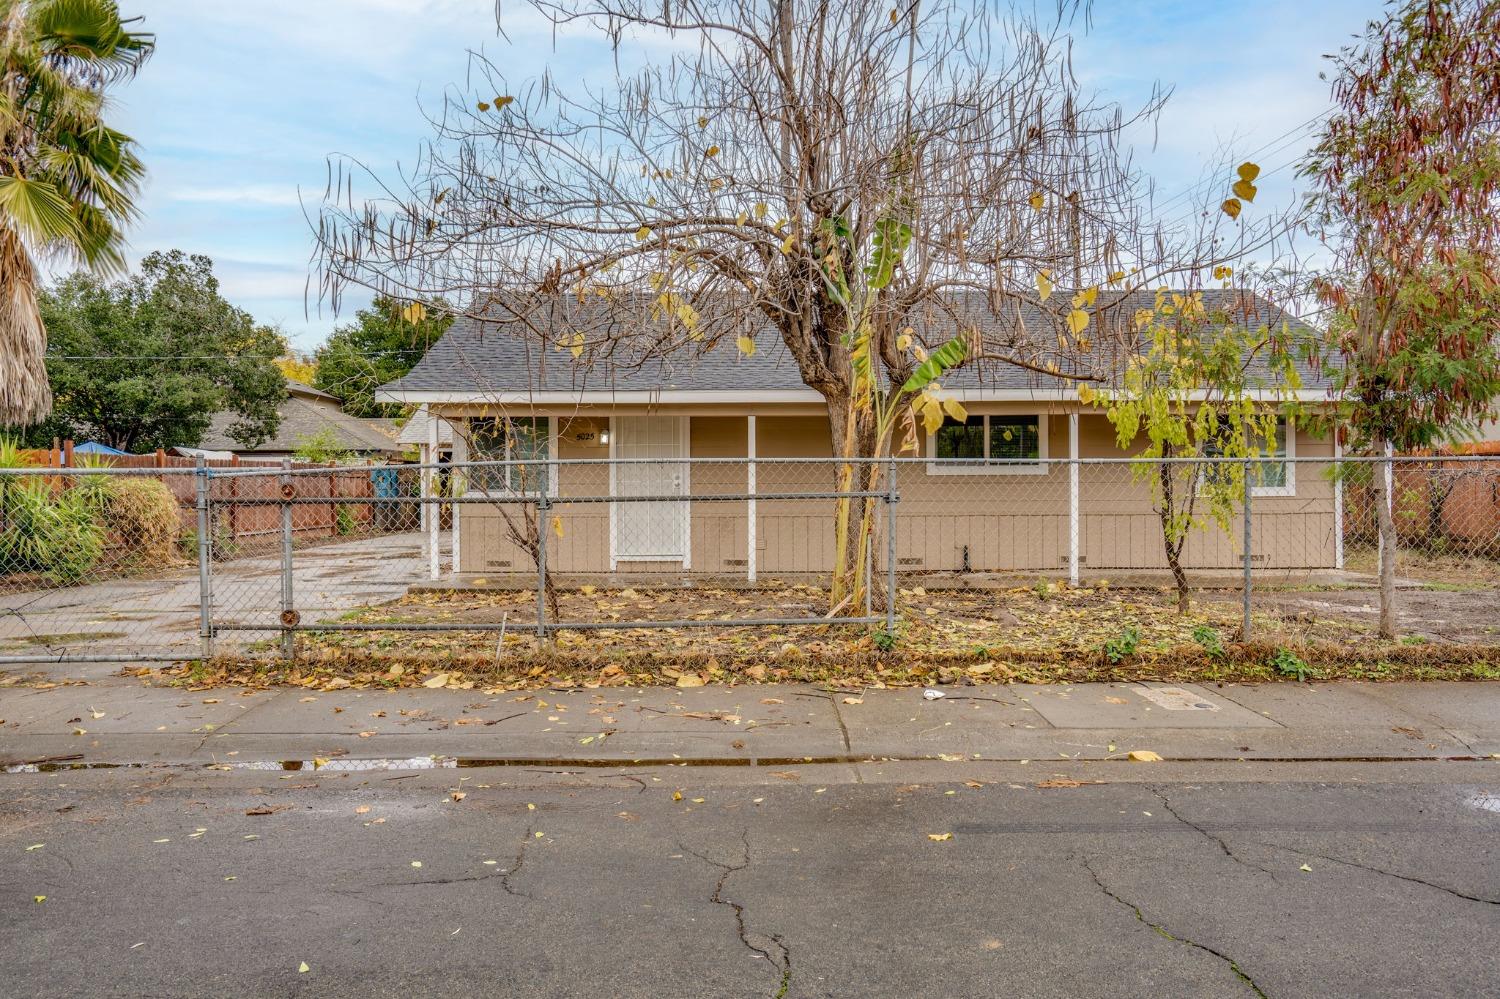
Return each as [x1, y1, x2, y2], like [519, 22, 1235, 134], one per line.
[0, 0, 151, 426]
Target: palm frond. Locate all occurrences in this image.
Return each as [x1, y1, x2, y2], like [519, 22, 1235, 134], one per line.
[0, 175, 86, 247]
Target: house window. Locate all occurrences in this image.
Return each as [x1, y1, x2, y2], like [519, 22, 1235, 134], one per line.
[467, 416, 552, 494]
[928, 414, 1047, 474]
[1250, 417, 1294, 494]
[1203, 416, 1295, 496]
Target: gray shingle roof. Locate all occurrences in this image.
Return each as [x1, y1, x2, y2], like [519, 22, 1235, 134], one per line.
[201, 394, 402, 454]
[380, 288, 1332, 399]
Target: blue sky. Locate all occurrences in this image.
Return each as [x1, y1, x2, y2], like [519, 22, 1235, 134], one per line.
[110, 0, 1379, 353]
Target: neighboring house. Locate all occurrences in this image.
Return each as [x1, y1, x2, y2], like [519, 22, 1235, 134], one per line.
[398, 405, 458, 464]
[199, 381, 402, 461]
[377, 289, 1341, 578]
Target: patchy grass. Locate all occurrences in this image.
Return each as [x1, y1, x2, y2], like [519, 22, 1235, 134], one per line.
[131, 581, 1500, 691]
[1345, 547, 1500, 588]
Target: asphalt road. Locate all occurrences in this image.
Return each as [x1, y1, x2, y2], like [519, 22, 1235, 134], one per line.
[1, 761, 1497, 999]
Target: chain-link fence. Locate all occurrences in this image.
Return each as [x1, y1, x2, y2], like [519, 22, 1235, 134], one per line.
[3, 455, 1499, 666]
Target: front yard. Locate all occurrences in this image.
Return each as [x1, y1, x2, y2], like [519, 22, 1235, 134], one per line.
[140, 576, 1500, 692]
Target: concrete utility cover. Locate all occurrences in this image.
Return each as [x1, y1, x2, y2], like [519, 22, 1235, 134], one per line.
[1018, 683, 1279, 729]
[1135, 686, 1219, 711]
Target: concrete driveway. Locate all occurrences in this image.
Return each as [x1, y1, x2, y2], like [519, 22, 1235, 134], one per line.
[0, 532, 447, 670]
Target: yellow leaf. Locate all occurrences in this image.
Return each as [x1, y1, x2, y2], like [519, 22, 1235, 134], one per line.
[1127, 750, 1163, 762]
[298, 963, 310, 974]
[735, 211, 747, 226]
[672, 791, 683, 801]
[1066, 310, 1089, 336]
[33, 895, 45, 903]
[1036, 269, 1053, 302]
[1077, 383, 1096, 405]
[1220, 198, 1242, 219]
[476, 101, 490, 112]
[753, 202, 768, 219]
[736, 335, 757, 357]
[401, 301, 427, 324]
[921, 398, 945, 436]
[675, 675, 706, 688]
[896, 331, 913, 351]
[927, 832, 953, 842]
[495, 95, 514, 108]
[1299, 863, 1313, 872]
[551, 515, 564, 538]
[1108, 270, 1126, 284]
[1212, 265, 1233, 280]
[779, 234, 797, 255]
[942, 398, 967, 422]
[635, 225, 652, 241]
[705, 145, 720, 157]
[1237, 161, 1261, 183]
[697, 116, 708, 128]
[579, 736, 595, 745]
[1028, 189, 1044, 210]
[1232, 178, 1258, 202]
[422, 673, 449, 688]
[411, 861, 422, 868]
[580, 584, 596, 595]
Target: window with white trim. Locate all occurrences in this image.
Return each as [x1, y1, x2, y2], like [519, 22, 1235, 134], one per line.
[928, 414, 1047, 474]
[1202, 416, 1295, 496]
[467, 416, 552, 494]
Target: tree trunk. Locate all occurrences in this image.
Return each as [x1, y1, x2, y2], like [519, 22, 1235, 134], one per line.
[1157, 461, 1191, 613]
[0, 226, 53, 426]
[1375, 439, 1398, 639]
[825, 388, 887, 615]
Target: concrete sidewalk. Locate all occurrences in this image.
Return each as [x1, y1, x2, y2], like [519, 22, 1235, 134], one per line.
[2, 678, 1497, 770]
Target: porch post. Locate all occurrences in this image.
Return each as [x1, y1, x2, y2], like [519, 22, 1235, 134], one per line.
[451, 419, 464, 575]
[1068, 412, 1080, 586]
[1333, 437, 1344, 570]
[746, 415, 757, 582]
[427, 411, 439, 580]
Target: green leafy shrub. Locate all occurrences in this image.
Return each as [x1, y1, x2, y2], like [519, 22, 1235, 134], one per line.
[0, 480, 105, 583]
[1102, 625, 1141, 664]
[1271, 647, 1319, 682]
[1191, 624, 1226, 660]
[335, 504, 357, 536]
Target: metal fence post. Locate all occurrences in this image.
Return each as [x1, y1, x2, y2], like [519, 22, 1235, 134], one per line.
[885, 458, 898, 633]
[535, 493, 549, 643]
[1242, 457, 1253, 641]
[195, 457, 214, 662]
[280, 458, 295, 661]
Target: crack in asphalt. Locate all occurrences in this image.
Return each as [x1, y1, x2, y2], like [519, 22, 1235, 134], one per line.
[1255, 841, 1499, 907]
[1081, 855, 1269, 998]
[679, 831, 791, 997]
[500, 824, 535, 898]
[1149, 786, 1282, 878]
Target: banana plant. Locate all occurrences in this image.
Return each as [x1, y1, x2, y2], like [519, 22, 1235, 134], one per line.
[817, 212, 966, 612]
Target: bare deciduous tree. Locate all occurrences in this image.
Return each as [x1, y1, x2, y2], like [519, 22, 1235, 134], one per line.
[314, 0, 1286, 605]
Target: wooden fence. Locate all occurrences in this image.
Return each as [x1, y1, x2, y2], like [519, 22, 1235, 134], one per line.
[17, 443, 413, 546]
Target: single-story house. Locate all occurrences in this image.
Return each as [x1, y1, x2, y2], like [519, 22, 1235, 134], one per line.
[376, 289, 1342, 579]
[199, 381, 402, 461]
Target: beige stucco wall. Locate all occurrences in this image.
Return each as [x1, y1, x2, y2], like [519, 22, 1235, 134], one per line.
[447, 405, 1338, 575]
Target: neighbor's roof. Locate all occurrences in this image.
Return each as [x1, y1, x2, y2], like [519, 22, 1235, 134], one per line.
[396, 405, 458, 447]
[200, 391, 402, 454]
[378, 288, 1333, 402]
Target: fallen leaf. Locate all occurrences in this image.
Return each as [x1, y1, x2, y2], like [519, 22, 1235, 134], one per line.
[450, 791, 466, 802]
[411, 861, 422, 868]
[1127, 750, 1163, 763]
[927, 833, 953, 842]
[298, 962, 310, 973]
[675, 675, 705, 688]
[1299, 864, 1313, 872]
[34, 895, 45, 903]
[25, 843, 43, 851]
[422, 673, 450, 688]
[842, 697, 864, 705]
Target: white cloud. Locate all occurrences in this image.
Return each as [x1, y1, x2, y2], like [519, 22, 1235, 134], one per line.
[168, 184, 306, 208]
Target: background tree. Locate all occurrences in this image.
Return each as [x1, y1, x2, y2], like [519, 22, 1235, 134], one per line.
[313, 295, 451, 418]
[0, 0, 152, 425]
[1301, 0, 1500, 637]
[14, 250, 286, 451]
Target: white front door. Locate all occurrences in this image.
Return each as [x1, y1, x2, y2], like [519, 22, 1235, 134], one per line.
[612, 416, 689, 563]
